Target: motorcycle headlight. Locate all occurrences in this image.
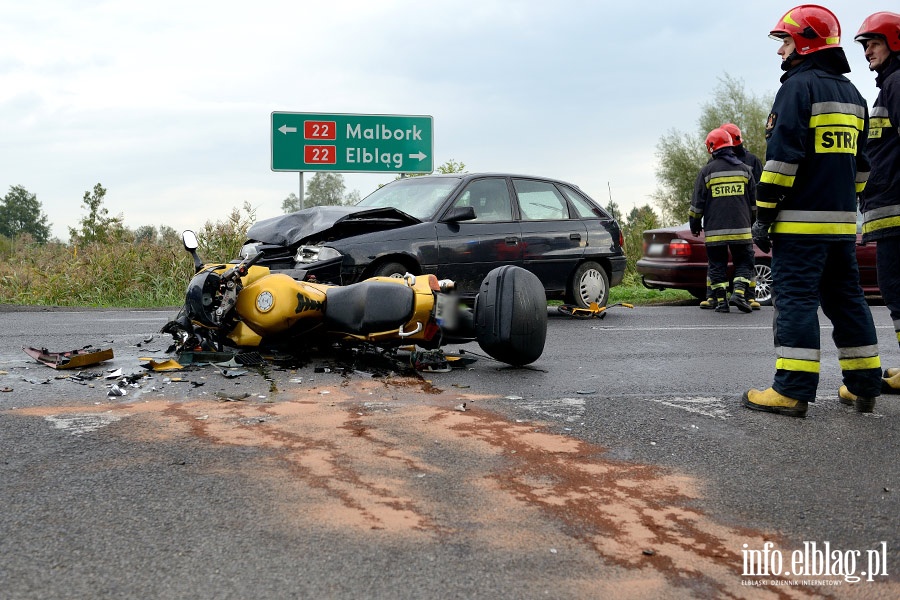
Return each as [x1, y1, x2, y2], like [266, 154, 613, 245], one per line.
[239, 242, 262, 260]
[294, 245, 342, 264]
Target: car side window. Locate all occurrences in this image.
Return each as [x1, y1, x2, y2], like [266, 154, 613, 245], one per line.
[513, 179, 569, 221]
[560, 185, 606, 219]
[452, 178, 512, 222]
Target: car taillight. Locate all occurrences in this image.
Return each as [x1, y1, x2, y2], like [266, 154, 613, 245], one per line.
[668, 239, 692, 258]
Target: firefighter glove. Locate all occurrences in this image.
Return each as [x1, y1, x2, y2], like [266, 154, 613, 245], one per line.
[689, 216, 702, 236]
[752, 221, 771, 253]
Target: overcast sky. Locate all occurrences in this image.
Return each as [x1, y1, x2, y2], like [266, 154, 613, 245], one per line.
[1, 0, 884, 241]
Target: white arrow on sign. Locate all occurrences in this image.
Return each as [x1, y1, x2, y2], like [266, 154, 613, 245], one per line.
[409, 151, 427, 161]
[278, 125, 297, 135]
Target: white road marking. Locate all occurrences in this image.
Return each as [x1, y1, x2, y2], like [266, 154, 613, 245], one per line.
[45, 413, 124, 435]
[646, 396, 732, 419]
[520, 397, 586, 422]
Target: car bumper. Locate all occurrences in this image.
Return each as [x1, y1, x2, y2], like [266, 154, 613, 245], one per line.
[635, 259, 707, 290]
[608, 255, 627, 287]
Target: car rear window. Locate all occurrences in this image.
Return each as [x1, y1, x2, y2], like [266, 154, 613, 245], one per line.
[513, 179, 569, 221]
[559, 185, 608, 219]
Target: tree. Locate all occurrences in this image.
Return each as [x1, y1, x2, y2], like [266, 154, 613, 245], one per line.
[652, 74, 771, 224]
[0, 185, 51, 242]
[282, 192, 302, 213]
[68, 183, 126, 244]
[435, 159, 466, 174]
[621, 204, 661, 278]
[345, 189, 361, 205]
[133, 225, 158, 244]
[604, 200, 623, 225]
[305, 173, 346, 207]
[397, 158, 467, 180]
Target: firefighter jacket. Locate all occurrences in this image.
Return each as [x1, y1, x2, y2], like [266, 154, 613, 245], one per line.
[860, 57, 900, 242]
[757, 52, 870, 241]
[689, 151, 756, 246]
[734, 146, 763, 183]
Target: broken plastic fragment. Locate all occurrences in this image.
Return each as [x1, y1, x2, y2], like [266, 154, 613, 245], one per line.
[220, 368, 247, 378]
[140, 358, 184, 372]
[23, 346, 114, 370]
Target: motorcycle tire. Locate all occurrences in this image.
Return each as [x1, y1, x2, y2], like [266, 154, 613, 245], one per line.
[474, 265, 547, 366]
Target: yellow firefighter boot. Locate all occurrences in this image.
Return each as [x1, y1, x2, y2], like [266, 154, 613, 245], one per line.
[882, 368, 900, 394]
[741, 387, 808, 418]
[748, 281, 761, 310]
[838, 385, 876, 413]
[699, 296, 715, 309]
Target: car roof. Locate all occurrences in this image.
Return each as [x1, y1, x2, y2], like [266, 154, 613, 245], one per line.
[402, 172, 581, 186]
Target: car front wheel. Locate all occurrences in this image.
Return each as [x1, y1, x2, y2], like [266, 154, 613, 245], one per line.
[754, 259, 773, 306]
[566, 261, 610, 309]
[369, 261, 409, 279]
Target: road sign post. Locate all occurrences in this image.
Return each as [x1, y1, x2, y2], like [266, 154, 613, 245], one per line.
[271, 112, 433, 174]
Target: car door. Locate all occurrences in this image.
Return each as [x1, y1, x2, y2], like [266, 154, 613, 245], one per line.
[512, 178, 587, 294]
[433, 176, 523, 296]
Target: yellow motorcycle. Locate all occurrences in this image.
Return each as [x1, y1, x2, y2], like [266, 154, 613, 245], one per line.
[163, 231, 547, 366]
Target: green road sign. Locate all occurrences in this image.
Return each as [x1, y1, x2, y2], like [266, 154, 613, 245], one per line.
[271, 112, 434, 173]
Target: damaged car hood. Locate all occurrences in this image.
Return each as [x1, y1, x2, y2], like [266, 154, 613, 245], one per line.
[246, 206, 421, 246]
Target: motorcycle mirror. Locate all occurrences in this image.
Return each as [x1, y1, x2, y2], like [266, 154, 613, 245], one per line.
[182, 230, 199, 251]
[182, 230, 204, 273]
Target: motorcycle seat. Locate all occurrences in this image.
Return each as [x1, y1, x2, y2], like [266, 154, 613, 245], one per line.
[324, 281, 415, 335]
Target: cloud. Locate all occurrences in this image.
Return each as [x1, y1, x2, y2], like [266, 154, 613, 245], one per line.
[0, 0, 882, 240]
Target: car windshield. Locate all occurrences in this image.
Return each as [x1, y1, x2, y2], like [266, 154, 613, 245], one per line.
[355, 177, 462, 220]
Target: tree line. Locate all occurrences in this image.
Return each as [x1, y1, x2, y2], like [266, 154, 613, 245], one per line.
[1, 72, 772, 267]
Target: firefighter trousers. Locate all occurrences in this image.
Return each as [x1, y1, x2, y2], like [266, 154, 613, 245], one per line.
[706, 243, 754, 290]
[771, 237, 881, 402]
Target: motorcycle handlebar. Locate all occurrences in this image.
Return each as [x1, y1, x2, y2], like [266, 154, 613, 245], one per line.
[241, 250, 265, 272]
[222, 250, 266, 282]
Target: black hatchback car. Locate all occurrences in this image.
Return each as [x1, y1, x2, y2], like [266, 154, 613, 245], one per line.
[240, 173, 626, 307]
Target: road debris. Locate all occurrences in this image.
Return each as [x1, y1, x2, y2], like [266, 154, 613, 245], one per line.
[556, 302, 634, 319]
[140, 358, 184, 372]
[23, 346, 114, 369]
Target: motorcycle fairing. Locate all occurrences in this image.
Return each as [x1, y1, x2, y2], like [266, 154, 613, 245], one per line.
[245, 206, 420, 247]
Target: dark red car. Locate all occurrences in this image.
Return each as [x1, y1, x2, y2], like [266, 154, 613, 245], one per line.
[635, 222, 878, 305]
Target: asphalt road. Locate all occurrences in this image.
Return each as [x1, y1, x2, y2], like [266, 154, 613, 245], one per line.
[0, 304, 898, 599]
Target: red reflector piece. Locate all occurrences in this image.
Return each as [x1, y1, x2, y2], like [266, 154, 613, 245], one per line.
[668, 239, 692, 257]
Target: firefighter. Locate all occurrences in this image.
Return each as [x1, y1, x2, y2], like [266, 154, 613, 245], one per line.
[699, 124, 764, 310]
[721, 123, 763, 184]
[743, 5, 882, 417]
[689, 127, 756, 313]
[852, 12, 900, 398]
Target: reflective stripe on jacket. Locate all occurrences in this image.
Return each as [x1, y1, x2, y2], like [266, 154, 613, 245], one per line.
[690, 156, 755, 246]
[757, 59, 870, 241]
[860, 59, 900, 242]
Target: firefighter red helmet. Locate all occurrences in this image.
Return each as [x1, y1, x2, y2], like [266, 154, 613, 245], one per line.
[721, 123, 743, 145]
[706, 128, 734, 154]
[855, 12, 900, 52]
[770, 5, 841, 55]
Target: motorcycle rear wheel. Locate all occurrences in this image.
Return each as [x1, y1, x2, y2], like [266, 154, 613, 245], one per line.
[473, 266, 547, 366]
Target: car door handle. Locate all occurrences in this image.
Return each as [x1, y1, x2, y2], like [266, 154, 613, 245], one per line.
[505, 237, 519, 245]
[569, 233, 581, 240]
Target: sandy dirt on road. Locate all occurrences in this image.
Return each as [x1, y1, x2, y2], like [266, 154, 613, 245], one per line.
[13, 376, 896, 599]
